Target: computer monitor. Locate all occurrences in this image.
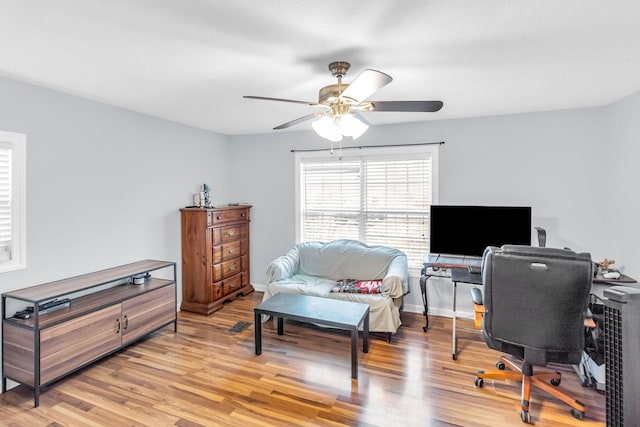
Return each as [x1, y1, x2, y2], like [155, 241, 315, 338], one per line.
[429, 205, 532, 257]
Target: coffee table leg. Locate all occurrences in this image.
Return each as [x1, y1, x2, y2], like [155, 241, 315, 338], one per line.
[351, 328, 358, 379]
[277, 317, 284, 335]
[363, 311, 369, 353]
[254, 311, 262, 355]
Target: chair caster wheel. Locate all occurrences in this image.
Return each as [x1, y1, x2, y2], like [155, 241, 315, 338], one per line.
[474, 377, 484, 387]
[550, 378, 561, 386]
[496, 361, 505, 370]
[520, 410, 532, 424]
[571, 408, 584, 420]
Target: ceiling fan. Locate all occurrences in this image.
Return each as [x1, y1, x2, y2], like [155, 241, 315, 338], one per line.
[244, 61, 443, 141]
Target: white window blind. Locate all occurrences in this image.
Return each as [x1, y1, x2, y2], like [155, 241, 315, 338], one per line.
[296, 145, 439, 269]
[0, 131, 26, 273]
[0, 142, 13, 258]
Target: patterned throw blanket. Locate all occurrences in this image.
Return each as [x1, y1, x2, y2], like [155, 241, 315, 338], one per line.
[331, 279, 383, 294]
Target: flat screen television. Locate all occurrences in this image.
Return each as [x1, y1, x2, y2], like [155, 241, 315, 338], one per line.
[429, 205, 532, 257]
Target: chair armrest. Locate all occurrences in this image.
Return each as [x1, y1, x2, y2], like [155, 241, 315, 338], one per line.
[470, 287, 483, 305]
[383, 255, 409, 298]
[470, 288, 485, 329]
[266, 247, 300, 283]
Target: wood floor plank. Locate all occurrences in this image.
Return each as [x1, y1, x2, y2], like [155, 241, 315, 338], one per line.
[0, 291, 606, 426]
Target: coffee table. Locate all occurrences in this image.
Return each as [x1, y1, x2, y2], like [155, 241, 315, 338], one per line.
[254, 293, 370, 379]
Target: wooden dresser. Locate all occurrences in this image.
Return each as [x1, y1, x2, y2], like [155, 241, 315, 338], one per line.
[180, 205, 253, 314]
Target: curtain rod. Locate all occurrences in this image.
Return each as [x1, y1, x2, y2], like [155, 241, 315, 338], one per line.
[290, 141, 445, 153]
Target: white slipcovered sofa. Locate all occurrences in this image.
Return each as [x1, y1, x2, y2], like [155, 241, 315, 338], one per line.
[263, 239, 409, 339]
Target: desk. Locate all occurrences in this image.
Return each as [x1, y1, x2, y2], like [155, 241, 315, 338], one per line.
[592, 272, 637, 285]
[450, 267, 482, 360]
[421, 254, 639, 367]
[578, 275, 638, 391]
[443, 269, 638, 362]
[420, 255, 481, 331]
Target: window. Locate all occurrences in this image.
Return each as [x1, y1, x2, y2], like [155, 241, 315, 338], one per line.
[295, 144, 439, 270]
[0, 131, 26, 273]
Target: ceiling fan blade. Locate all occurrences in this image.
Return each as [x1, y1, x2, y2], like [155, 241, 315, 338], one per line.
[370, 100, 443, 112]
[243, 95, 321, 106]
[341, 69, 392, 103]
[353, 112, 370, 126]
[274, 113, 322, 130]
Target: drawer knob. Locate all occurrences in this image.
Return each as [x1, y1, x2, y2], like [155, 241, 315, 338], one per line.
[228, 230, 236, 237]
[228, 247, 236, 254]
[229, 265, 237, 271]
[241, 213, 245, 217]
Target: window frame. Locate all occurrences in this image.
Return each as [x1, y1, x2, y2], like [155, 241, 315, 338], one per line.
[0, 130, 27, 273]
[294, 144, 439, 272]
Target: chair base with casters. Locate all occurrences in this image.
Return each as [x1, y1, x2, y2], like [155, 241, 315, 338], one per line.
[474, 356, 586, 423]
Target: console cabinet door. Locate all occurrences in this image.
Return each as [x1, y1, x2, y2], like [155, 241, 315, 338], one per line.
[40, 305, 122, 384]
[121, 285, 176, 345]
[3, 322, 36, 386]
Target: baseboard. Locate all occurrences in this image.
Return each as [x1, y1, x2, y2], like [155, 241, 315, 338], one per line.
[403, 303, 473, 320]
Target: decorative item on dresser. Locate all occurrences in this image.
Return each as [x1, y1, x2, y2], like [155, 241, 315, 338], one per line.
[180, 204, 254, 314]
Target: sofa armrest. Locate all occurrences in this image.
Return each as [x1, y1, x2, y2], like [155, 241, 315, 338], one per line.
[383, 254, 409, 298]
[266, 246, 300, 283]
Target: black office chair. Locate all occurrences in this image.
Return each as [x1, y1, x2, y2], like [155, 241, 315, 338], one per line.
[473, 245, 593, 423]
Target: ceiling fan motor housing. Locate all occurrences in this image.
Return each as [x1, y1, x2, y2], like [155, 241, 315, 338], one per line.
[328, 61, 350, 78]
[320, 61, 355, 105]
[319, 84, 353, 104]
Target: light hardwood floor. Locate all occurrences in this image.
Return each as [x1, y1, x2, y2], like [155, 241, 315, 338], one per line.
[0, 291, 605, 426]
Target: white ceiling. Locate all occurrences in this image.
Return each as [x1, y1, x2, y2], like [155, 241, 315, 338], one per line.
[1, 1, 639, 136]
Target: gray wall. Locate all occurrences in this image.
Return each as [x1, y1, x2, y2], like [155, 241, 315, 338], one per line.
[603, 91, 640, 278]
[1, 73, 638, 373]
[0, 76, 232, 295]
[228, 105, 618, 315]
[0, 76, 235, 387]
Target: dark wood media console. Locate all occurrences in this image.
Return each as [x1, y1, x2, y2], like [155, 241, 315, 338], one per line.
[1, 259, 177, 407]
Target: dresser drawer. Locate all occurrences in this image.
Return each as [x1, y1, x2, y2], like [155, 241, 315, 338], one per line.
[212, 224, 247, 245]
[221, 274, 242, 296]
[211, 208, 249, 225]
[211, 283, 223, 301]
[221, 225, 242, 243]
[213, 258, 242, 281]
[212, 240, 241, 263]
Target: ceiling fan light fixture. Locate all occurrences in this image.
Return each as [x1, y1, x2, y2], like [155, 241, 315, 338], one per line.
[312, 115, 343, 142]
[339, 113, 369, 140]
[312, 112, 368, 142]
